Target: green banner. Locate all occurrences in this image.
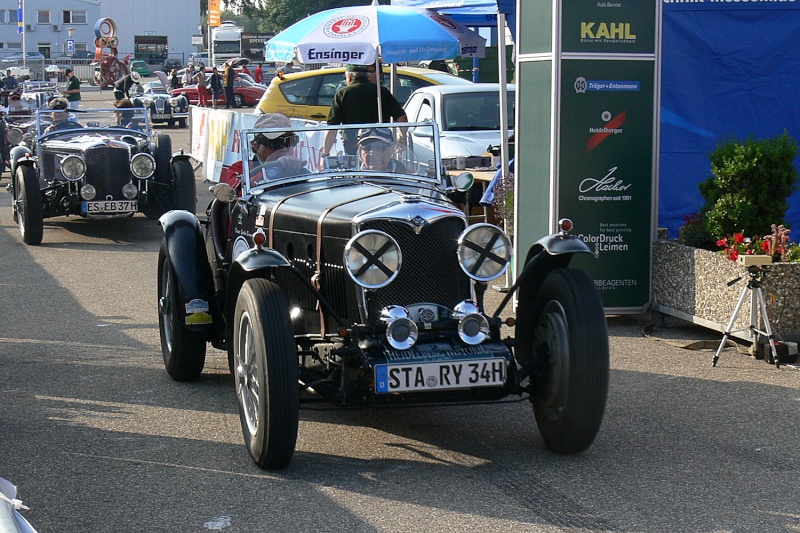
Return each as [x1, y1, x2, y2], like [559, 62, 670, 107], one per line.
[558, 59, 654, 308]
[561, 0, 656, 54]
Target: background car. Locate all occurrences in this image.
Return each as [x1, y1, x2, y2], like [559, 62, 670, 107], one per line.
[130, 60, 150, 77]
[162, 58, 183, 71]
[7, 106, 195, 245]
[1, 52, 45, 64]
[171, 77, 265, 107]
[255, 66, 472, 120]
[404, 83, 515, 170]
[133, 81, 189, 128]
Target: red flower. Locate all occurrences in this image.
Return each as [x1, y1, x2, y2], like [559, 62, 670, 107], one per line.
[761, 240, 771, 253]
[734, 233, 745, 244]
[716, 238, 727, 247]
[730, 250, 739, 260]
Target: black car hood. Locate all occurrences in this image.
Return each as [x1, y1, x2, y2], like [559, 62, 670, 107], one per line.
[256, 178, 464, 241]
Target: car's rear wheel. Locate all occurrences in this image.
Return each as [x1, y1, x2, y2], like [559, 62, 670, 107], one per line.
[158, 239, 206, 381]
[528, 268, 609, 454]
[142, 133, 173, 219]
[172, 159, 197, 213]
[15, 165, 43, 245]
[233, 279, 299, 469]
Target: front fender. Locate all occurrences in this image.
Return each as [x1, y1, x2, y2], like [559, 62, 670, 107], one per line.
[159, 210, 216, 329]
[9, 146, 34, 179]
[224, 247, 292, 321]
[512, 234, 596, 370]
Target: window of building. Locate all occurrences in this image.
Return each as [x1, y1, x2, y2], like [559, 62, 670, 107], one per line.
[62, 11, 87, 24]
[0, 9, 18, 24]
[37, 10, 51, 24]
[6, 42, 22, 50]
[38, 43, 51, 59]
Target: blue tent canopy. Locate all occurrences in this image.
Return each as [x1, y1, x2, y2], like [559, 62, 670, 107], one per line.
[392, 0, 516, 38]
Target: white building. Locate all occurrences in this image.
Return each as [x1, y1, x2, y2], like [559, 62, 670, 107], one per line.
[0, 0, 200, 64]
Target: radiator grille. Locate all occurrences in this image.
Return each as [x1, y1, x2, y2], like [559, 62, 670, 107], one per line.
[85, 146, 132, 199]
[361, 218, 471, 319]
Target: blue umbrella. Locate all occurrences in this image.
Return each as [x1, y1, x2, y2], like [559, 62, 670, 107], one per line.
[265, 2, 485, 65]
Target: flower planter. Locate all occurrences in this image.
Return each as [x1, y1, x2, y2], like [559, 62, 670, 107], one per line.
[651, 240, 800, 342]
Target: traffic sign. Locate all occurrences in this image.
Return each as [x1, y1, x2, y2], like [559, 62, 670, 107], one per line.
[66, 39, 75, 54]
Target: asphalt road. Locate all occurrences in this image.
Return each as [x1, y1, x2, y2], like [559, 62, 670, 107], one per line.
[0, 87, 799, 533]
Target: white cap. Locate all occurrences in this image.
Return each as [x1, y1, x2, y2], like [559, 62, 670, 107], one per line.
[254, 113, 292, 139]
[130, 71, 141, 83]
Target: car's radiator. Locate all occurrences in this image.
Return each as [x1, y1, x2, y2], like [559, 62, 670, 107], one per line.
[84, 146, 132, 199]
[360, 217, 471, 319]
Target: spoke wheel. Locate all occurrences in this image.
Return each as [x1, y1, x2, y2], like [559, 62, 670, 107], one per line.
[528, 268, 609, 454]
[233, 279, 298, 469]
[158, 239, 206, 381]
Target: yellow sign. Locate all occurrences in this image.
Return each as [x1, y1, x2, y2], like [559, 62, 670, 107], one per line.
[209, 0, 221, 27]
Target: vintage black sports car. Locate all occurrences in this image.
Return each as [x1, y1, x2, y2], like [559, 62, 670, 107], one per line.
[133, 82, 189, 128]
[157, 121, 609, 469]
[8, 103, 196, 245]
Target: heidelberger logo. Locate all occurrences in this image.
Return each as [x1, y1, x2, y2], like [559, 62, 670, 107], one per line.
[431, 14, 460, 32]
[324, 16, 370, 39]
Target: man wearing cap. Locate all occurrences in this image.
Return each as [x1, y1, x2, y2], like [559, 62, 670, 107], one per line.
[63, 68, 81, 110]
[356, 127, 407, 173]
[248, 113, 306, 184]
[322, 63, 407, 161]
[44, 97, 83, 134]
[5, 91, 27, 114]
[114, 71, 141, 101]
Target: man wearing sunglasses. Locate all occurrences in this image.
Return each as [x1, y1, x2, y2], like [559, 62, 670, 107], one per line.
[249, 113, 307, 184]
[357, 127, 407, 173]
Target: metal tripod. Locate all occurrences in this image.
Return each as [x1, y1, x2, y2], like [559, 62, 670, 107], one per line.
[713, 265, 780, 368]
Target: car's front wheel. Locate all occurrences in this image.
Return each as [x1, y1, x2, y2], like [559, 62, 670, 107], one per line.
[15, 165, 43, 245]
[233, 279, 299, 469]
[143, 133, 173, 219]
[158, 239, 206, 381]
[528, 268, 609, 454]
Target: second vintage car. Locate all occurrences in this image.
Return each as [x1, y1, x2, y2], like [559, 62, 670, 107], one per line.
[133, 81, 189, 128]
[156, 118, 610, 470]
[7, 98, 196, 245]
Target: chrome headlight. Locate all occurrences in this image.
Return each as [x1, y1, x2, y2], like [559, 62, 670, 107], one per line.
[457, 223, 512, 281]
[169, 97, 180, 108]
[130, 153, 156, 179]
[80, 183, 96, 200]
[453, 300, 489, 345]
[344, 230, 401, 289]
[381, 306, 418, 350]
[7, 127, 24, 145]
[60, 155, 86, 181]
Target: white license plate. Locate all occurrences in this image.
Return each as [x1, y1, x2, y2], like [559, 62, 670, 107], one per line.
[83, 200, 138, 213]
[375, 358, 505, 393]
[152, 114, 171, 119]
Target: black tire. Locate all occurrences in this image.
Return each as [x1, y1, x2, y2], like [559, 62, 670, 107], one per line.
[157, 239, 206, 381]
[172, 159, 197, 213]
[142, 133, 173, 219]
[233, 279, 299, 469]
[15, 165, 43, 245]
[178, 118, 186, 128]
[528, 268, 609, 454]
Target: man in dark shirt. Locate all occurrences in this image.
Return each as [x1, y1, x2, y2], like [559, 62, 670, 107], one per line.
[322, 63, 407, 163]
[114, 71, 141, 101]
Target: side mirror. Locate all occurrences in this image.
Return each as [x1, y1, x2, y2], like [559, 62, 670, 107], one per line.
[451, 171, 474, 192]
[211, 182, 237, 203]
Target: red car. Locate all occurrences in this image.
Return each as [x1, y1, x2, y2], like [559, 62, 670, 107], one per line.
[171, 77, 266, 107]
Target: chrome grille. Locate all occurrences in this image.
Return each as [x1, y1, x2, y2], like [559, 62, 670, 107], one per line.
[360, 218, 471, 319]
[84, 146, 131, 199]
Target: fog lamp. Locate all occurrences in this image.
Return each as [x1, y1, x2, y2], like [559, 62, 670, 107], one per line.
[453, 300, 489, 345]
[80, 183, 96, 200]
[381, 306, 418, 350]
[122, 183, 138, 199]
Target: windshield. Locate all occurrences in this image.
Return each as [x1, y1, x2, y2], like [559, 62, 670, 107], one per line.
[442, 91, 515, 132]
[35, 107, 151, 137]
[241, 121, 441, 192]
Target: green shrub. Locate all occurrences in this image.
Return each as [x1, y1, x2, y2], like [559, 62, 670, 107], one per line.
[678, 212, 716, 250]
[698, 132, 798, 238]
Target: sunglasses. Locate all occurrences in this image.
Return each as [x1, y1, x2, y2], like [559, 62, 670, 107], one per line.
[253, 134, 299, 150]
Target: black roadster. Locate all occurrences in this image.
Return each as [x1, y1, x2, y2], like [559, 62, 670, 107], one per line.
[133, 82, 189, 128]
[8, 106, 196, 245]
[157, 121, 609, 469]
